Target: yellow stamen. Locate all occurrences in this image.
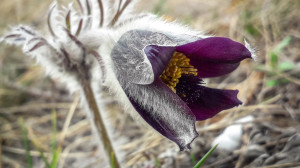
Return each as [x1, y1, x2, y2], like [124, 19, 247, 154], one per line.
[159, 52, 198, 93]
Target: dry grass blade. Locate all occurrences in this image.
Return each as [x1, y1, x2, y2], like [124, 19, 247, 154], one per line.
[0, 103, 71, 114]
[2, 156, 21, 168]
[59, 95, 79, 147]
[27, 127, 49, 151]
[258, 162, 300, 168]
[277, 72, 300, 85]
[58, 135, 94, 168]
[2, 146, 93, 158]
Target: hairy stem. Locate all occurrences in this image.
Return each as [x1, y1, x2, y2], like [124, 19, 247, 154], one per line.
[81, 80, 120, 168]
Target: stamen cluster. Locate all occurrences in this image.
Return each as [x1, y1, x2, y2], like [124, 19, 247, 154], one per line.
[160, 52, 198, 92]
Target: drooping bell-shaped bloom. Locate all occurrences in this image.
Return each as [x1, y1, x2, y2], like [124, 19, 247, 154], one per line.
[0, 0, 255, 151]
[110, 30, 254, 150]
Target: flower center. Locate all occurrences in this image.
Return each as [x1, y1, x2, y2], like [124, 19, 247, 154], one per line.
[159, 52, 198, 93]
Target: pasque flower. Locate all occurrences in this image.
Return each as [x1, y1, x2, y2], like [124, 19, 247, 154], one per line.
[1, 0, 255, 152]
[111, 30, 253, 150]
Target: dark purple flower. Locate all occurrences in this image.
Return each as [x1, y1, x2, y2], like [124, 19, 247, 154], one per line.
[111, 30, 254, 150]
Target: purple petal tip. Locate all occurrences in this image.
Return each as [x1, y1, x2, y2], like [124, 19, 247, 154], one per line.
[176, 37, 253, 78]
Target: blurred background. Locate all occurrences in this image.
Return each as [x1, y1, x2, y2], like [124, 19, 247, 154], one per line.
[0, 0, 300, 167]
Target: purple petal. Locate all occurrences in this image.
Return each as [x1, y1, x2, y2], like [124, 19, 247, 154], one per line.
[176, 37, 252, 78]
[123, 79, 198, 150]
[176, 75, 242, 120]
[144, 45, 176, 80]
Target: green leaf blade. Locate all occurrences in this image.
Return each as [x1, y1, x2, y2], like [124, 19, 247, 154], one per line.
[266, 80, 278, 87]
[270, 53, 278, 69]
[193, 144, 218, 168]
[50, 110, 61, 168]
[274, 36, 291, 54]
[278, 62, 295, 71]
[19, 117, 33, 168]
